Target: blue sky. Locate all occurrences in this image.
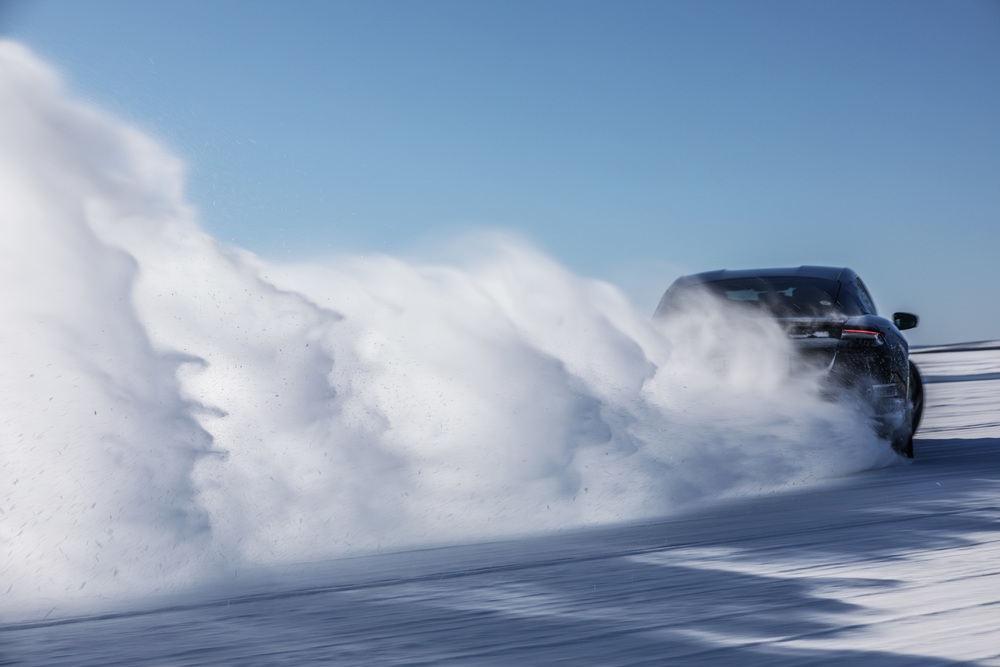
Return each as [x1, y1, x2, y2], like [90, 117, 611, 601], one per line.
[4, 0, 999, 344]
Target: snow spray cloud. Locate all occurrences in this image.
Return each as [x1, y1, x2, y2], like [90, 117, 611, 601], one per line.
[0, 42, 891, 617]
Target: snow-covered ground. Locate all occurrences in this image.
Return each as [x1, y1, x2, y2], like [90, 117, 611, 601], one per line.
[2, 346, 998, 665]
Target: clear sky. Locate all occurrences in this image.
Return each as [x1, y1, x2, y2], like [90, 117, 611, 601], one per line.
[3, 0, 999, 344]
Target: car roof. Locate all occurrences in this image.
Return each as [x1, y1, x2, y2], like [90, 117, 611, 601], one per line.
[671, 265, 856, 286]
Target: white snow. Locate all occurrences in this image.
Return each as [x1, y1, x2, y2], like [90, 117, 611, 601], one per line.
[2, 39, 1000, 664]
[1, 39, 891, 617]
[4, 357, 999, 664]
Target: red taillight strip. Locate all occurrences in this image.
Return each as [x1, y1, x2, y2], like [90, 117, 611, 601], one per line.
[842, 328, 884, 339]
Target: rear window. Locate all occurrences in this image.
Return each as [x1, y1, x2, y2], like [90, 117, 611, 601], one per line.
[661, 276, 843, 317]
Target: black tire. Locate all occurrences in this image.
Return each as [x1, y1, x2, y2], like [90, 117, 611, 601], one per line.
[909, 360, 924, 435]
[893, 433, 914, 459]
[892, 361, 923, 459]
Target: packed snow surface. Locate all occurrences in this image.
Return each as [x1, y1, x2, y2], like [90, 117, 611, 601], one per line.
[3, 348, 999, 665]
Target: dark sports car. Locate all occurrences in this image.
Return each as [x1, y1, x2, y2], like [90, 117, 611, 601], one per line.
[654, 266, 923, 457]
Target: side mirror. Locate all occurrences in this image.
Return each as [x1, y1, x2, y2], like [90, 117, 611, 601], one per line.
[893, 312, 918, 331]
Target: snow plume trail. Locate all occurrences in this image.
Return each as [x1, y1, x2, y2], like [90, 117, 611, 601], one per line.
[0, 41, 892, 618]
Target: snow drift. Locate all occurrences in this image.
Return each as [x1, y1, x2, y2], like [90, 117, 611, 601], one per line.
[0, 41, 891, 617]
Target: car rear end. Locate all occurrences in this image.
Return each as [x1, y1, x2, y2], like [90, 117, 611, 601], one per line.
[780, 315, 911, 440]
[655, 266, 916, 453]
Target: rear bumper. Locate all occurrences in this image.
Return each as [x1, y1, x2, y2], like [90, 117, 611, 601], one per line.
[797, 345, 908, 437]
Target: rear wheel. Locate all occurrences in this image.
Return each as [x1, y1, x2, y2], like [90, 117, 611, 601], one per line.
[909, 360, 924, 435]
[893, 433, 914, 458]
[891, 361, 923, 459]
